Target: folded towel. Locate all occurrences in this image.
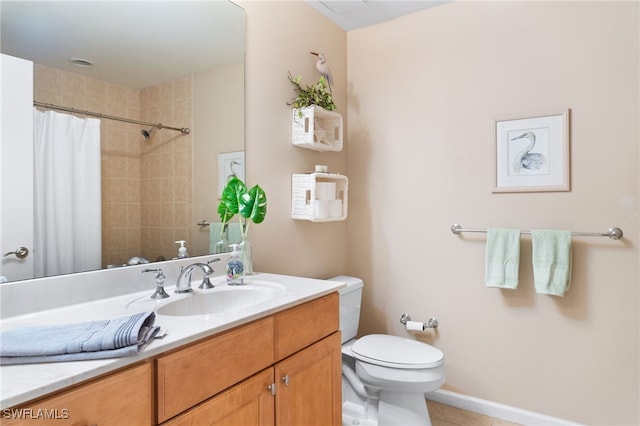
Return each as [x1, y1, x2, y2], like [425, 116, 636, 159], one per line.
[531, 230, 572, 296]
[485, 228, 521, 289]
[0, 312, 159, 365]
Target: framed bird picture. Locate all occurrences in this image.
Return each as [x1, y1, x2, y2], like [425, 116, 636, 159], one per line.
[492, 108, 570, 193]
[218, 151, 245, 196]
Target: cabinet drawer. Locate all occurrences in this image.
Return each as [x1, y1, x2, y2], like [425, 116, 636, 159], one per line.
[4, 362, 152, 426]
[274, 292, 339, 361]
[163, 368, 275, 426]
[156, 317, 274, 423]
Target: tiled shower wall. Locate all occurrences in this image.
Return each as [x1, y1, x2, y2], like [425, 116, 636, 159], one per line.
[139, 79, 193, 262]
[33, 65, 193, 268]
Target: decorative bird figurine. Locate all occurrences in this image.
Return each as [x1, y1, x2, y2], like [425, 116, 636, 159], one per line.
[311, 51, 333, 94]
[510, 131, 545, 172]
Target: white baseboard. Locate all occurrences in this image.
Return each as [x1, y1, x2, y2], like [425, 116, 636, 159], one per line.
[426, 389, 582, 426]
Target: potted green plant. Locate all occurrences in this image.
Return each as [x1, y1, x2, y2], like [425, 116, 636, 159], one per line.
[288, 72, 336, 116]
[288, 72, 343, 152]
[217, 177, 267, 274]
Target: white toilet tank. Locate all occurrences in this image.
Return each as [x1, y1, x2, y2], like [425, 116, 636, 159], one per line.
[330, 275, 363, 344]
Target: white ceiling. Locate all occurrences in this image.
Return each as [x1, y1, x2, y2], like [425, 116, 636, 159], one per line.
[0, 0, 447, 90]
[0, 1, 245, 89]
[305, 0, 449, 31]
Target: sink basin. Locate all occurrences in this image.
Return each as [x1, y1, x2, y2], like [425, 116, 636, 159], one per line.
[156, 281, 285, 317]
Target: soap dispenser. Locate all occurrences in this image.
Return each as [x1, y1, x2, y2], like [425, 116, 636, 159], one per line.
[175, 240, 188, 258]
[226, 244, 244, 285]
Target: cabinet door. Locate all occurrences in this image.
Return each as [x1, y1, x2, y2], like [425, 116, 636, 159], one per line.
[274, 293, 338, 361]
[157, 317, 274, 422]
[274, 332, 342, 426]
[164, 368, 275, 426]
[3, 362, 152, 426]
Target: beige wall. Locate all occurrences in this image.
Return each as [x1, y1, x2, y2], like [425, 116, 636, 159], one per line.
[347, 1, 639, 425]
[240, 0, 348, 278]
[239, 0, 637, 423]
[192, 62, 245, 255]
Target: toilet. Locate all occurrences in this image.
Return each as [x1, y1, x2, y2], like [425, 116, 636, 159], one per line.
[333, 276, 445, 426]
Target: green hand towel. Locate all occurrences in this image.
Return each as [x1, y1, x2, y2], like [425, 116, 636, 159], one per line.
[209, 222, 242, 253]
[531, 230, 572, 296]
[485, 228, 521, 289]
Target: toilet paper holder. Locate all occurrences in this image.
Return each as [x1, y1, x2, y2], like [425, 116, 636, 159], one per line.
[400, 314, 439, 330]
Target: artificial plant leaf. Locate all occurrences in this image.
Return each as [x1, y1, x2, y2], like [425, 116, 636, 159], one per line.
[239, 184, 267, 224]
[220, 176, 247, 215]
[287, 72, 336, 112]
[217, 200, 234, 223]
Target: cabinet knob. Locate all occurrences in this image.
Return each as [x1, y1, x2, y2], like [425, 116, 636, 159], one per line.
[281, 374, 290, 387]
[268, 383, 276, 395]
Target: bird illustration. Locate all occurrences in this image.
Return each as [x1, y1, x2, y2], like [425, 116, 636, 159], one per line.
[226, 160, 242, 183]
[510, 131, 545, 172]
[311, 51, 333, 94]
[230, 160, 242, 178]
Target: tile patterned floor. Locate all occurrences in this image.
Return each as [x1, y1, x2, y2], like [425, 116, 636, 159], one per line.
[428, 400, 523, 426]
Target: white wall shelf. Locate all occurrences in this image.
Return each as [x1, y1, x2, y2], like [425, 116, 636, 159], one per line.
[291, 173, 348, 222]
[291, 105, 343, 152]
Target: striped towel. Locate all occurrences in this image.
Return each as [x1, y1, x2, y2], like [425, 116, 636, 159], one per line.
[0, 312, 159, 365]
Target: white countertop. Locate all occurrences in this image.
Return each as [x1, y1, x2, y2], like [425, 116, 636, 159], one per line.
[0, 272, 345, 409]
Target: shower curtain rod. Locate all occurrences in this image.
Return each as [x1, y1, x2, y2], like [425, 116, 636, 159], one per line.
[33, 101, 191, 135]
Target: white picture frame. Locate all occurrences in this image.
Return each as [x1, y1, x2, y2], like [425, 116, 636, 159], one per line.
[218, 151, 245, 196]
[492, 109, 570, 193]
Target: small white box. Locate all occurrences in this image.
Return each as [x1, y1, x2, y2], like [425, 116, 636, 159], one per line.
[292, 105, 343, 152]
[292, 173, 348, 222]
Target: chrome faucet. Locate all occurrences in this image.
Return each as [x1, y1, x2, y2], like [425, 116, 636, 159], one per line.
[142, 268, 169, 299]
[175, 262, 215, 294]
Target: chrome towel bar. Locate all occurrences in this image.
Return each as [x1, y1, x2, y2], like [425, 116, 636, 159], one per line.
[450, 224, 623, 240]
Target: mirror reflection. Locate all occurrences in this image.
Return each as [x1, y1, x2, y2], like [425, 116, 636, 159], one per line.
[0, 1, 245, 282]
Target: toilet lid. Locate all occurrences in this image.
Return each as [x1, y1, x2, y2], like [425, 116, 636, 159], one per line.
[351, 334, 444, 369]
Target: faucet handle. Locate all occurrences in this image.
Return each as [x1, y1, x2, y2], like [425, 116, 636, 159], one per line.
[199, 276, 215, 290]
[207, 258, 221, 267]
[199, 259, 219, 290]
[142, 268, 170, 299]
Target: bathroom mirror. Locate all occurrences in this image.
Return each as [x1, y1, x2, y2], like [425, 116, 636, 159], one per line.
[0, 1, 245, 281]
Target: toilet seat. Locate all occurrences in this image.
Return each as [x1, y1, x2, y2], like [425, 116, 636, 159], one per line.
[351, 334, 444, 369]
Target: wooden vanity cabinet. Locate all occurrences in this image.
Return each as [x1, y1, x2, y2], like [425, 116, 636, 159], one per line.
[273, 290, 339, 361]
[166, 332, 341, 426]
[273, 291, 341, 426]
[156, 316, 275, 423]
[274, 331, 341, 426]
[3, 292, 340, 426]
[4, 362, 153, 426]
[163, 368, 276, 426]
[161, 292, 341, 426]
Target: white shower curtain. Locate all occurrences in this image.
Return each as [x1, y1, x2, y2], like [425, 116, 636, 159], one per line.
[33, 109, 102, 277]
